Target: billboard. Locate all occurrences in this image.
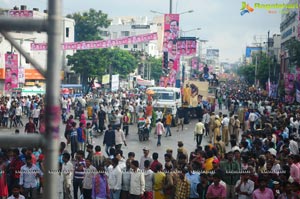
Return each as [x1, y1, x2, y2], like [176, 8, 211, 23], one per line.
[161, 14, 180, 87]
[111, 74, 119, 92]
[177, 37, 197, 56]
[245, 46, 262, 58]
[5, 53, 18, 93]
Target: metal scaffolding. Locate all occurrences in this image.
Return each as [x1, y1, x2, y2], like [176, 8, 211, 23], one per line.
[0, 0, 62, 198]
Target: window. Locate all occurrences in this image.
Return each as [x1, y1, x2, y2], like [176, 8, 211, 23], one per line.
[124, 45, 128, 48]
[112, 32, 118, 39]
[66, 27, 69, 38]
[133, 44, 138, 48]
[121, 31, 130, 37]
[25, 53, 30, 64]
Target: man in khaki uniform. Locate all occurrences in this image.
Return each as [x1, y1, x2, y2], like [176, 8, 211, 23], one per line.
[208, 112, 216, 143]
[233, 115, 241, 142]
[229, 112, 235, 136]
[238, 107, 246, 131]
[213, 115, 222, 144]
[221, 114, 230, 146]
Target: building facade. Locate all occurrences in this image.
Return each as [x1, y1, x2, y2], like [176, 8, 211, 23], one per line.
[0, 5, 75, 95]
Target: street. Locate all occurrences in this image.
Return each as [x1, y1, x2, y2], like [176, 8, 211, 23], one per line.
[0, 106, 231, 163]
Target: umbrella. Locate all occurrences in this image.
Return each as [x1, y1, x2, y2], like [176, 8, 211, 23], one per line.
[146, 89, 155, 95]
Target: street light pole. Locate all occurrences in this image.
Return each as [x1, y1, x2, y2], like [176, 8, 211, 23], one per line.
[169, 0, 172, 14]
[267, 30, 270, 81]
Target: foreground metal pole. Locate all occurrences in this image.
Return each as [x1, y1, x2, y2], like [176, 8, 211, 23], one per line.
[0, 134, 45, 148]
[0, 32, 46, 77]
[44, 0, 62, 198]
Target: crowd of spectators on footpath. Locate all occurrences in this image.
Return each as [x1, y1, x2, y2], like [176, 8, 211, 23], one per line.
[1, 79, 300, 199]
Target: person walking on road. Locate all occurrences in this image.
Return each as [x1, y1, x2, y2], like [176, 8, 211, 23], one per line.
[165, 112, 172, 137]
[103, 124, 116, 156]
[208, 112, 215, 143]
[221, 114, 230, 146]
[202, 110, 210, 137]
[176, 107, 184, 132]
[194, 119, 205, 147]
[24, 117, 36, 134]
[213, 115, 221, 144]
[97, 106, 106, 134]
[155, 119, 165, 147]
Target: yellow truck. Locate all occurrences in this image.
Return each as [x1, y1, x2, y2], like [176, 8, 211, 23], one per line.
[182, 80, 214, 120]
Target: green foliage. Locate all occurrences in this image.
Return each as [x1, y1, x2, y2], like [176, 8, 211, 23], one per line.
[147, 57, 163, 83]
[238, 52, 273, 87]
[237, 64, 255, 85]
[67, 48, 137, 85]
[66, 9, 111, 41]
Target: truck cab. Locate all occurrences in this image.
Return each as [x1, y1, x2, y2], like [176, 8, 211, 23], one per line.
[147, 87, 182, 118]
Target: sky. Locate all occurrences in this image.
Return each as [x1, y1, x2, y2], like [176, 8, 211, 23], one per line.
[0, 0, 285, 63]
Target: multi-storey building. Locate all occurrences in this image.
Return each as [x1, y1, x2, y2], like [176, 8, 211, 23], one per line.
[280, 0, 299, 73]
[0, 5, 75, 95]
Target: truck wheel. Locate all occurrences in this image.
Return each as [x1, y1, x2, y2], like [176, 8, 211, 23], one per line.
[184, 114, 190, 124]
[171, 117, 177, 127]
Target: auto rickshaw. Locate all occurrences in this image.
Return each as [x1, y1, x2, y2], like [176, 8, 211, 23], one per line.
[86, 99, 101, 119]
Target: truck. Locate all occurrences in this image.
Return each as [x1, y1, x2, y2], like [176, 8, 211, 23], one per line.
[181, 80, 212, 121]
[148, 81, 213, 125]
[147, 86, 182, 125]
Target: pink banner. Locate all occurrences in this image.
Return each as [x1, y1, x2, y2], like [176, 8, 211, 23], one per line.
[298, 0, 300, 40]
[176, 39, 197, 56]
[30, 32, 158, 51]
[9, 10, 33, 18]
[191, 57, 198, 69]
[161, 14, 180, 87]
[5, 54, 19, 93]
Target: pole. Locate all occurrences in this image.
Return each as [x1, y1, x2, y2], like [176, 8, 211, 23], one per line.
[267, 31, 270, 81]
[169, 0, 173, 14]
[255, 55, 257, 87]
[44, 0, 62, 198]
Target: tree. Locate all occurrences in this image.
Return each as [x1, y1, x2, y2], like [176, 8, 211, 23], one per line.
[67, 48, 137, 87]
[66, 9, 111, 41]
[145, 56, 163, 82]
[237, 64, 255, 85]
[66, 9, 138, 92]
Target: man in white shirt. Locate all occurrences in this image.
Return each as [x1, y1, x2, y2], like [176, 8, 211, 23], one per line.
[114, 110, 123, 128]
[156, 109, 163, 122]
[82, 159, 97, 199]
[128, 102, 135, 124]
[15, 103, 24, 127]
[115, 126, 127, 151]
[289, 136, 299, 155]
[129, 160, 145, 198]
[19, 155, 43, 199]
[32, 106, 40, 127]
[221, 114, 230, 146]
[202, 110, 210, 136]
[235, 172, 254, 199]
[7, 185, 25, 199]
[62, 152, 73, 199]
[248, 109, 258, 130]
[108, 158, 122, 199]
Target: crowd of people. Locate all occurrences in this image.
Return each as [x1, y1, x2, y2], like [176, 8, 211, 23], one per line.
[1, 79, 300, 199]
